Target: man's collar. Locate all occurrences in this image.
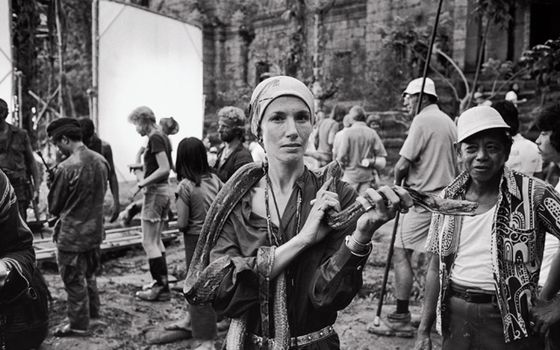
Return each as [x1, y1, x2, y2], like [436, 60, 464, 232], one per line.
[351, 121, 367, 127]
[445, 166, 521, 200]
[419, 104, 440, 114]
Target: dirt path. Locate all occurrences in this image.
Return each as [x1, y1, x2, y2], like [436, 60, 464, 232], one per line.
[38, 221, 441, 349]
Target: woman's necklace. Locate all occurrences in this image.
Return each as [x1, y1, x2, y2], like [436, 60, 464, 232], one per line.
[265, 174, 302, 246]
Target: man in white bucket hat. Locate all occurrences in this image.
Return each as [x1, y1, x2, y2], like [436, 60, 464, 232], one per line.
[370, 77, 457, 337]
[414, 106, 560, 349]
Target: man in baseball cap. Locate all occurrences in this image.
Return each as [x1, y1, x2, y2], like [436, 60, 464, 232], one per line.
[370, 77, 457, 337]
[414, 105, 560, 349]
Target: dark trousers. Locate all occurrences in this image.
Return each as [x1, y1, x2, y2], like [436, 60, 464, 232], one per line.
[443, 296, 543, 350]
[184, 234, 217, 340]
[57, 249, 101, 330]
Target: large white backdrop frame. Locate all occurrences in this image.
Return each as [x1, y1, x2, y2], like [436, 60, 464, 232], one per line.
[98, 0, 203, 181]
[0, 0, 13, 113]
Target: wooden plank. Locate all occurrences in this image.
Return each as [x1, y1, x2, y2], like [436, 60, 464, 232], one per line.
[35, 226, 179, 262]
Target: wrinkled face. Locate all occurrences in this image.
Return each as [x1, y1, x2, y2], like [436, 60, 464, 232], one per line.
[260, 96, 312, 164]
[403, 93, 418, 116]
[458, 130, 508, 184]
[217, 118, 236, 143]
[536, 131, 560, 163]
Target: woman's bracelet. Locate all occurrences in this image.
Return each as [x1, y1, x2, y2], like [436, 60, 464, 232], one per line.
[345, 235, 372, 257]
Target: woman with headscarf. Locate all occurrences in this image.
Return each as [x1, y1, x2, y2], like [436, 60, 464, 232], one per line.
[184, 76, 413, 349]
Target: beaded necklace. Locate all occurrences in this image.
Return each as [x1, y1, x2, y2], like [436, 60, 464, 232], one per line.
[264, 173, 302, 246]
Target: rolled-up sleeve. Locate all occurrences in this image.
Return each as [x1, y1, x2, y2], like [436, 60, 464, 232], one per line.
[309, 237, 368, 311]
[309, 180, 367, 311]
[209, 217, 261, 318]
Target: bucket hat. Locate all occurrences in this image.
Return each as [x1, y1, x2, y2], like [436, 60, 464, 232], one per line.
[403, 77, 437, 98]
[457, 106, 510, 143]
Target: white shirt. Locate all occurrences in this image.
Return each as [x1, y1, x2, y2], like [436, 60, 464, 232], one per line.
[539, 180, 560, 286]
[505, 134, 543, 176]
[331, 128, 347, 160]
[505, 90, 519, 105]
[248, 141, 266, 163]
[450, 205, 497, 291]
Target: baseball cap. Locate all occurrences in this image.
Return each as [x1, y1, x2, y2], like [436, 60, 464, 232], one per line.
[403, 77, 437, 98]
[456, 106, 510, 143]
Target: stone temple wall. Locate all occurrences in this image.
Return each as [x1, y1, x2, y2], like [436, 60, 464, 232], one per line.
[153, 0, 474, 113]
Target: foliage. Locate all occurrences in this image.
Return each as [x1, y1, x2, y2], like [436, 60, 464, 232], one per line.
[283, 0, 308, 77]
[472, 0, 517, 28]
[60, 0, 92, 117]
[518, 38, 560, 103]
[479, 58, 516, 96]
[11, 0, 40, 133]
[367, 11, 456, 111]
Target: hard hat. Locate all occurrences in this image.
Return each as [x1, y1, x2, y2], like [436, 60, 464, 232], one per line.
[457, 106, 510, 143]
[403, 77, 437, 98]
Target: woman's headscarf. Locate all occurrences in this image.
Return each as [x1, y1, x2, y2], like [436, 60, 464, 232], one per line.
[248, 75, 315, 137]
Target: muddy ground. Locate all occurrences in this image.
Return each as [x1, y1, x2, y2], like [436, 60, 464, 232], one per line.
[35, 219, 442, 350]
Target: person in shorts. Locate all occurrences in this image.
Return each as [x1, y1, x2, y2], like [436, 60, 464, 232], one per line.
[128, 106, 173, 302]
[370, 77, 457, 337]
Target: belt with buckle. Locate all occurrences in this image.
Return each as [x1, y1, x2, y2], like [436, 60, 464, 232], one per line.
[449, 282, 496, 304]
[249, 324, 335, 348]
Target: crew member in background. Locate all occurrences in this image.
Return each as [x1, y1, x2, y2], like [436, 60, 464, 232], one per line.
[0, 98, 41, 221]
[128, 107, 174, 302]
[47, 118, 109, 337]
[332, 113, 353, 160]
[214, 106, 253, 182]
[312, 104, 345, 167]
[533, 104, 560, 349]
[492, 100, 543, 178]
[336, 105, 387, 193]
[370, 77, 457, 337]
[78, 118, 120, 222]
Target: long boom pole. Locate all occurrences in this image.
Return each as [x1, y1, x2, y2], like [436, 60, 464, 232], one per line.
[415, 0, 444, 115]
[91, 0, 99, 126]
[373, 0, 445, 328]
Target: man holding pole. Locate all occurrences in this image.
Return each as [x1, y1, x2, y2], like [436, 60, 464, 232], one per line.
[369, 77, 457, 337]
[414, 106, 560, 349]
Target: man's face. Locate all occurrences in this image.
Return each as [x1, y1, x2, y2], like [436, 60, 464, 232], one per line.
[218, 118, 236, 142]
[402, 93, 418, 116]
[458, 130, 509, 184]
[50, 136, 71, 156]
[536, 131, 560, 163]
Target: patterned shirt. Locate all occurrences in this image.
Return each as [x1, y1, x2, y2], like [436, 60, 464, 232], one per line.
[427, 167, 560, 343]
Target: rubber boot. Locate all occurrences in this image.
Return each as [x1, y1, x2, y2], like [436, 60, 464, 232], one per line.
[136, 257, 170, 301]
[144, 252, 167, 290]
